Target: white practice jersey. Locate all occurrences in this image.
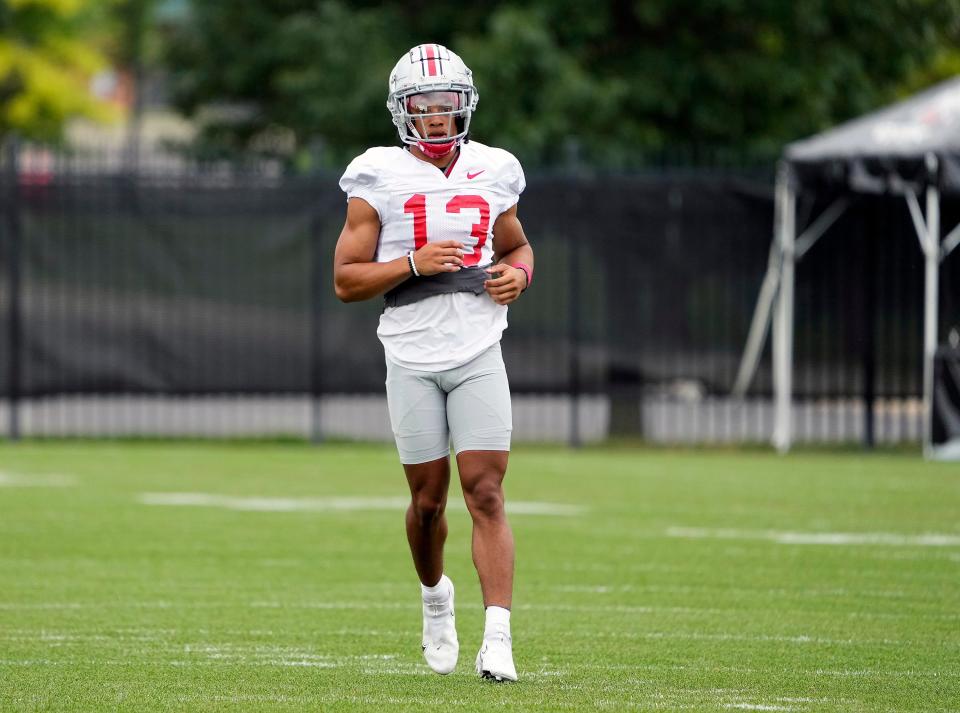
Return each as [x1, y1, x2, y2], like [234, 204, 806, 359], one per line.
[340, 141, 525, 371]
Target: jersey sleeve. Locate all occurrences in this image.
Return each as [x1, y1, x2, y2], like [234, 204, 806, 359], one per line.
[339, 150, 389, 220]
[497, 151, 526, 207]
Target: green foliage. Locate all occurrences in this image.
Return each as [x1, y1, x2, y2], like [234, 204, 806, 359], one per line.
[162, 0, 960, 168]
[0, 0, 117, 142]
[456, 6, 629, 168]
[165, 0, 398, 160]
[898, 47, 960, 97]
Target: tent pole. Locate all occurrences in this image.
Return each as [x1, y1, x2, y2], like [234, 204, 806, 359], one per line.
[733, 196, 849, 399]
[772, 162, 796, 452]
[732, 230, 781, 398]
[922, 153, 940, 457]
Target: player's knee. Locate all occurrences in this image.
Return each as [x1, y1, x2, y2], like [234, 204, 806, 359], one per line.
[463, 479, 505, 521]
[411, 492, 446, 524]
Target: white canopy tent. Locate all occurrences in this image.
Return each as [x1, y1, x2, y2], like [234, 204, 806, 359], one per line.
[734, 77, 960, 456]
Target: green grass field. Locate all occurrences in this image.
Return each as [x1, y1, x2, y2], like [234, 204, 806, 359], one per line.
[0, 442, 958, 712]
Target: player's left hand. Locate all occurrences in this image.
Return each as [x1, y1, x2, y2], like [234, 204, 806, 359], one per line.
[484, 264, 527, 305]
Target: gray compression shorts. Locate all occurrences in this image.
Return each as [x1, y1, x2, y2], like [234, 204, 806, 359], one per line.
[384, 343, 513, 464]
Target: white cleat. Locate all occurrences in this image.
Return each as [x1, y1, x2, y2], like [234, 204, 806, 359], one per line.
[475, 631, 517, 682]
[421, 575, 458, 674]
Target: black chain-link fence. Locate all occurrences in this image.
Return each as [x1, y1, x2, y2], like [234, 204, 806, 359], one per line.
[2, 141, 957, 444]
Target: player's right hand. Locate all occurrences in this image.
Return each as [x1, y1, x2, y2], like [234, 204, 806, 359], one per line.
[413, 240, 465, 275]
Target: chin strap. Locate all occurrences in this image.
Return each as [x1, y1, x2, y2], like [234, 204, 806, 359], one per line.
[418, 139, 456, 158]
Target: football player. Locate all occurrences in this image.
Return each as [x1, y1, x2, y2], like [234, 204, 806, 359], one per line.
[334, 43, 534, 682]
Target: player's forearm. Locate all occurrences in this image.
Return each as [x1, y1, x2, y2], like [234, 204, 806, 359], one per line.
[334, 258, 411, 302]
[495, 244, 534, 271]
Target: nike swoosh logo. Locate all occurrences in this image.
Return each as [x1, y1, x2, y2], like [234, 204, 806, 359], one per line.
[466, 170, 485, 179]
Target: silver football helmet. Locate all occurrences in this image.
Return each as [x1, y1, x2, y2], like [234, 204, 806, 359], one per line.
[387, 44, 479, 157]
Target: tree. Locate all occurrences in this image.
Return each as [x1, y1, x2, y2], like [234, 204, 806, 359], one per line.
[163, 0, 960, 169]
[0, 0, 116, 142]
[100, 0, 163, 162]
[457, 0, 960, 166]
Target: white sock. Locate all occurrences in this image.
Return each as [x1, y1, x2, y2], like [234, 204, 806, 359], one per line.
[421, 575, 448, 601]
[484, 605, 511, 638]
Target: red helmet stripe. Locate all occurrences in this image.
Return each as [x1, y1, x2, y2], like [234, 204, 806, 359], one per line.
[425, 44, 438, 76]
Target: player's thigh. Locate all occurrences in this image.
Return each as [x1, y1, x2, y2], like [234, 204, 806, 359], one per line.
[403, 457, 451, 511]
[385, 359, 450, 465]
[445, 343, 512, 455]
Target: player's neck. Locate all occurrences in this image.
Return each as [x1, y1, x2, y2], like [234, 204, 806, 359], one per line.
[409, 145, 460, 172]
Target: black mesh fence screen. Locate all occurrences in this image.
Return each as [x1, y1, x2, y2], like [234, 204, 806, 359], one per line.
[16, 173, 331, 396]
[2, 143, 959, 442]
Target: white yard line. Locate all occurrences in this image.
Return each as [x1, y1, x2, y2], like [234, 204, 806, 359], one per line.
[249, 600, 723, 615]
[250, 600, 412, 610]
[137, 492, 584, 516]
[623, 631, 903, 647]
[554, 583, 925, 601]
[2, 655, 956, 685]
[667, 526, 960, 547]
[0, 603, 87, 610]
[1, 599, 955, 624]
[574, 662, 960, 679]
[0, 471, 76, 487]
[0, 628, 901, 648]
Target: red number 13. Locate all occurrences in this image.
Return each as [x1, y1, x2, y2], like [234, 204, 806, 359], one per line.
[403, 194, 490, 267]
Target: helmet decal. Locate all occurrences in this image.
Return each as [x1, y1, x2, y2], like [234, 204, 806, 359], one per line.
[417, 44, 446, 77]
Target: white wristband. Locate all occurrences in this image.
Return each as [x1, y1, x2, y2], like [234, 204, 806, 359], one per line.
[407, 250, 420, 277]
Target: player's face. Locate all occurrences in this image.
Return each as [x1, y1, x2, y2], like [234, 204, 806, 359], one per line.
[407, 91, 459, 140]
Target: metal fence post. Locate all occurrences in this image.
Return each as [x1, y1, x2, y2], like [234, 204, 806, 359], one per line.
[310, 212, 324, 444]
[4, 137, 22, 441]
[862, 198, 877, 449]
[568, 182, 581, 448]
